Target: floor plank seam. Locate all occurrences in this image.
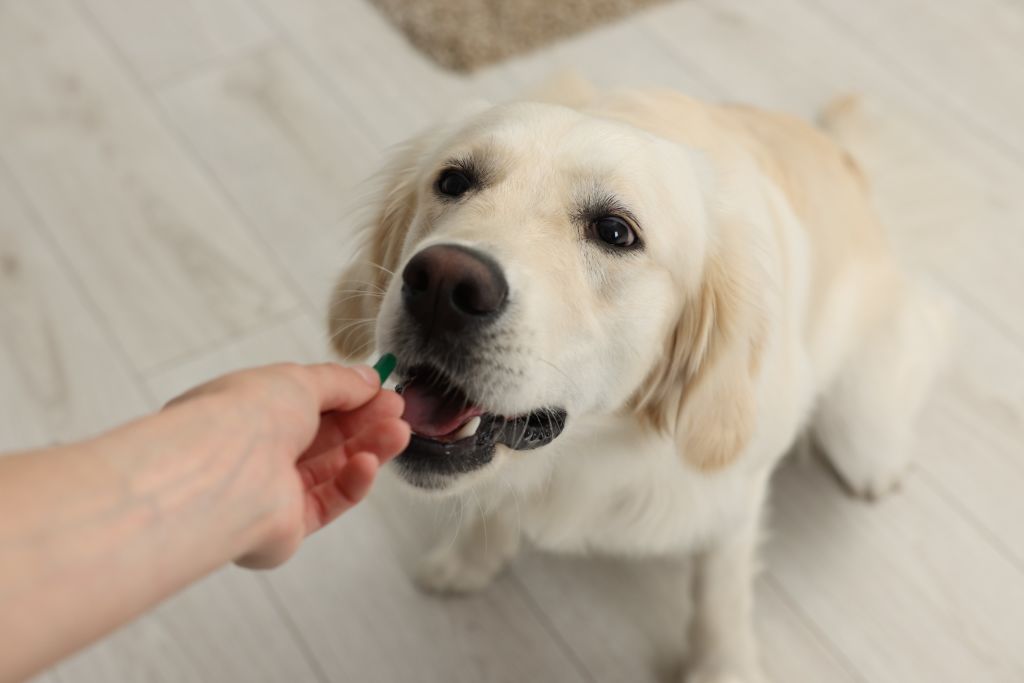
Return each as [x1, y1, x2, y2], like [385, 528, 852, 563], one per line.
[139, 306, 309, 384]
[257, 576, 333, 683]
[508, 572, 598, 683]
[246, 0, 405, 150]
[917, 461, 1024, 575]
[762, 572, 871, 683]
[641, 12, 728, 97]
[144, 38, 282, 94]
[935, 276, 1024, 348]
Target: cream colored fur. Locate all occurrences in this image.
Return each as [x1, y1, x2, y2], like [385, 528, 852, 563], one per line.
[329, 80, 949, 683]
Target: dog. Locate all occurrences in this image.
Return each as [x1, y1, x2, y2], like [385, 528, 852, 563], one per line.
[328, 78, 949, 683]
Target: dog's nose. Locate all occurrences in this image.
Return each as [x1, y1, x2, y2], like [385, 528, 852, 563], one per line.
[401, 244, 508, 335]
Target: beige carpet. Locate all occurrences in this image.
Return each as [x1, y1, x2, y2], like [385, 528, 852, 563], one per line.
[368, 0, 669, 72]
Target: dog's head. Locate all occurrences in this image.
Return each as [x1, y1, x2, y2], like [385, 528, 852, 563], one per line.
[330, 94, 769, 493]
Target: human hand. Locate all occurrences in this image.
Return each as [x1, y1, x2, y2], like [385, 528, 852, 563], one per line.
[166, 362, 410, 569]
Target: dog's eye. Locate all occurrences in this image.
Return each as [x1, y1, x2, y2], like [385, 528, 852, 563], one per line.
[437, 169, 473, 198]
[594, 216, 637, 248]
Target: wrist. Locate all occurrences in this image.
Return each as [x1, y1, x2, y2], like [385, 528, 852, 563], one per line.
[159, 393, 303, 567]
[99, 396, 277, 568]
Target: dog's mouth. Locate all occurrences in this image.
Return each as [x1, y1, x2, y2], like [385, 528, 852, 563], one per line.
[394, 364, 567, 488]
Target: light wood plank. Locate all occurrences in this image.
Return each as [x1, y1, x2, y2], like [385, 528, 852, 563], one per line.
[157, 46, 381, 312]
[510, 551, 862, 683]
[266, 500, 590, 683]
[52, 568, 323, 683]
[0, 0, 298, 372]
[919, 301, 1024, 566]
[253, 0, 466, 146]
[0, 167, 149, 452]
[512, 552, 689, 683]
[467, 3, 713, 101]
[767, 457, 1024, 683]
[755, 578, 864, 683]
[144, 311, 329, 402]
[803, 0, 1024, 160]
[81, 0, 272, 86]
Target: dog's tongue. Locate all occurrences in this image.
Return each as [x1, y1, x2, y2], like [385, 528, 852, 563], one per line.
[401, 379, 483, 438]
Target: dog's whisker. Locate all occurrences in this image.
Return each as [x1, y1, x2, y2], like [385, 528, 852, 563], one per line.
[365, 261, 396, 278]
[536, 356, 580, 394]
[328, 324, 374, 346]
[329, 295, 383, 310]
[328, 319, 376, 343]
[499, 474, 524, 544]
[330, 320, 378, 357]
[469, 486, 488, 555]
[331, 282, 386, 293]
[354, 324, 382, 355]
[334, 279, 387, 293]
[444, 496, 465, 554]
[346, 337, 379, 363]
[330, 290, 385, 300]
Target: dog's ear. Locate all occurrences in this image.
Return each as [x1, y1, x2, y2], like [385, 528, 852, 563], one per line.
[327, 138, 427, 360]
[631, 230, 768, 471]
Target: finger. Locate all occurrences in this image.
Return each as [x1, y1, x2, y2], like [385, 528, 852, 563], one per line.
[337, 416, 411, 465]
[297, 391, 404, 464]
[303, 362, 380, 413]
[297, 417, 410, 489]
[333, 389, 404, 435]
[304, 452, 379, 533]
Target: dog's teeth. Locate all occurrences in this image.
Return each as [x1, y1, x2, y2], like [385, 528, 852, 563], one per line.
[454, 416, 481, 440]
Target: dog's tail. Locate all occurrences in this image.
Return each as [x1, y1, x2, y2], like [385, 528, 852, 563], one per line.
[816, 93, 961, 225]
[817, 94, 875, 191]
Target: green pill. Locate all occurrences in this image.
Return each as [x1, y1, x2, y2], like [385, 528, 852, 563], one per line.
[373, 353, 397, 384]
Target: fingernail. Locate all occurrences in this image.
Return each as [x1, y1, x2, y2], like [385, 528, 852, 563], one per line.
[353, 365, 379, 387]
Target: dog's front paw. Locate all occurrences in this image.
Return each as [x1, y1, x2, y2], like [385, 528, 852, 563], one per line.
[413, 546, 506, 595]
[833, 456, 910, 502]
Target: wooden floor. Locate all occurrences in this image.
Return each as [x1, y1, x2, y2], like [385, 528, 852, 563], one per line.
[3, 0, 1023, 681]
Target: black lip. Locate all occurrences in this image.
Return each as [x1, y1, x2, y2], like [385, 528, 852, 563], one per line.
[393, 370, 567, 488]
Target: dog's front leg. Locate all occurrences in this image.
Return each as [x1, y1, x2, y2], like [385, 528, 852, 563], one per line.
[414, 498, 521, 595]
[685, 505, 765, 683]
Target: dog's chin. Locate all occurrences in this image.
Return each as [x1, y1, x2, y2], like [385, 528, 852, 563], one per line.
[391, 447, 505, 495]
[391, 363, 567, 492]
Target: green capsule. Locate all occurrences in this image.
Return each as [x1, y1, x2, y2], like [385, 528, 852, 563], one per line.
[373, 353, 398, 384]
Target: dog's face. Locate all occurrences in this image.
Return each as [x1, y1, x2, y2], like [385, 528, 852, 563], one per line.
[332, 101, 763, 492]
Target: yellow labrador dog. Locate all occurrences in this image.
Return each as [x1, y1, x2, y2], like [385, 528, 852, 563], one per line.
[329, 79, 948, 683]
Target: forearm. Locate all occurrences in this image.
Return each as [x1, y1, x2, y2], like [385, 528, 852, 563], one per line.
[0, 397, 268, 683]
